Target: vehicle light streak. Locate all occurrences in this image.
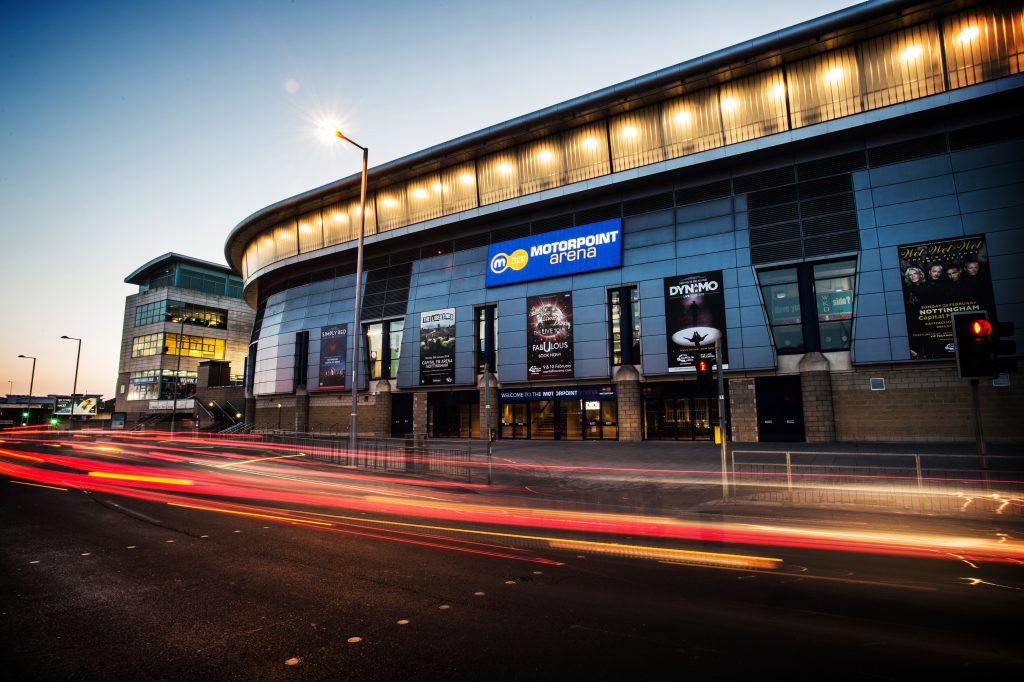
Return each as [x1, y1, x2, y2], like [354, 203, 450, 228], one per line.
[167, 502, 334, 526]
[10, 480, 67, 491]
[547, 538, 780, 568]
[87, 471, 194, 486]
[0, 448, 44, 462]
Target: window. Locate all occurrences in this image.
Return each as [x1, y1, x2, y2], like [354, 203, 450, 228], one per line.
[131, 333, 163, 357]
[609, 287, 641, 365]
[759, 268, 804, 353]
[167, 302, 228, 329]
[758, 258, 857, 354]
[127, 369, 196, 401]
[476, 305, 498, 373]
[813, 260, 855, 351]
[364, 319, 403, 380]
[164, 333, 226, 359]
[135, 301, 167, 326]
[178, 268, 227, 296]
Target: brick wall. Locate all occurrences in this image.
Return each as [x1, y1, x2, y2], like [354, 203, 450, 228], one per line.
[801, 371, 836, 443]
[728, 378, 758, 442]
[616, 379, 642, 441]
[832, 365, 1024, 442]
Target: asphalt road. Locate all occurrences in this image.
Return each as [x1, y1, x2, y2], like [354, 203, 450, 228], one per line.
[1, 433, 1022, 679]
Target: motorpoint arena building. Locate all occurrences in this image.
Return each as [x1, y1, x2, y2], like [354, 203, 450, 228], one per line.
[226, 0, 1023, 443]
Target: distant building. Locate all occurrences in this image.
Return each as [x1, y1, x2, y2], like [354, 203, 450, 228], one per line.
[225, 0, 1023, 443]
[114, 253, 255, 428]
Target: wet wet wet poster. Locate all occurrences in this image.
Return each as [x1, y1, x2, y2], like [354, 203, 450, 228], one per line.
[527, 292, 574, 379]
[318, 324, 348, 390]
[664, 271, 729, 372]
[898, 235, 995, 359]
[419, 308, 456, 385]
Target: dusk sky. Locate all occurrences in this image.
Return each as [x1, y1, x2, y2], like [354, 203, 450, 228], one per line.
[0, 0, 858, 398]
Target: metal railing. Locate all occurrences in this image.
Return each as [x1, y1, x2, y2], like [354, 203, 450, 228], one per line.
[730, 450, 1024, 516]
[257, 431, 475, 482]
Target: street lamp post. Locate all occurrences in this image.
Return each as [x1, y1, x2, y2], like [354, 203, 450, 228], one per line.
[326, 127, 368, 456]
[170, 316, 185, 437]
[60, 336, 81, 430]
[17, 355, 36, 424]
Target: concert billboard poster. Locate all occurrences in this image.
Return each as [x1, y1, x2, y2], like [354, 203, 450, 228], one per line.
[898, 235, 996, 359]
[527, 292, 574, 380]
[318, 324, 348, 390]
[664, 270, 729, 372]
[419, 308, 456, 385]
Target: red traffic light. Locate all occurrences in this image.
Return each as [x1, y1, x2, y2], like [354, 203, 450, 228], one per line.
[697, 359, 709, 372]
[971, 319, 992, 336]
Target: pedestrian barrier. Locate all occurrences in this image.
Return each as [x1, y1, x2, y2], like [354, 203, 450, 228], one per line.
[729, 450, 1024, 516]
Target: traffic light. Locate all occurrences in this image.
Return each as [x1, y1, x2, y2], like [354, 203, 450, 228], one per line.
[952, 311, 993, 378]
[992, 321, 1018, 376]
[695, 355, 714, 385]
[21, 410, 29, 425]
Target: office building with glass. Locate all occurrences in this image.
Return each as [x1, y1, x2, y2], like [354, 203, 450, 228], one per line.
[115, 253, 255, 427]
[226, 0, 1023, 442]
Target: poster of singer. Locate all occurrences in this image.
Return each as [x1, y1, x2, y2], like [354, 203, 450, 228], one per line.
[527, 292, 574, 380]
[318, 324, 348, 389]
[664, 270, 729, 372]
[419, 308, 456, 385]
[898, 235, 995, 359]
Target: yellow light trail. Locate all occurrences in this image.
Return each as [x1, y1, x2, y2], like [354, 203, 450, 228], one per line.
[87, 471, 194, 486]
[0, 450, 44, 462]
[283, 508, 781, 569]
[10, 480, 68, 492]
[216, 453, 306, 469]
[167, 502, 334, 526]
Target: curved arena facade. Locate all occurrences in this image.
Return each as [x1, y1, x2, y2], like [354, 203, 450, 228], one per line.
[226, 0, 1024, 442]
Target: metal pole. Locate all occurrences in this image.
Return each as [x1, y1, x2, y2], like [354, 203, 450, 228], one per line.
[715, 339, 728, 498]
[61, 336, 81, 431]
[485, 368, 492, 485]
[171, 316, 184, 437]
[970, 378, 988, 469]
[18, 355, 36, 426]
[349, 143, 368, 456]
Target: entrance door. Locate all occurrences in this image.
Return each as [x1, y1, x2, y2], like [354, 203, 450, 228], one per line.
[501, 403, 530, 439]
[755, 376, 804, 442]
[391, 393, 414, 437]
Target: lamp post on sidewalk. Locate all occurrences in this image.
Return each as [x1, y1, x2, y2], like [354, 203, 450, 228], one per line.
[322, 124, 368, 456]
[60, 336, 81, 430]
[170, 316, 185, 437]
[17, 355, 36, 425]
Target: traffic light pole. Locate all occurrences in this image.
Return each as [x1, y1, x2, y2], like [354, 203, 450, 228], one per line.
[970, 378, 988, 466]
[715, 340, 728, 499]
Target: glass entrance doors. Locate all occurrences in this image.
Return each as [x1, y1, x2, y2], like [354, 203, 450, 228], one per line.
[501, 399, 617, 440]
[644, 397, 719, 440]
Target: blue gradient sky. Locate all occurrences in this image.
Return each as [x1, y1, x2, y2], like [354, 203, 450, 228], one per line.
[0, 0, 858, 397]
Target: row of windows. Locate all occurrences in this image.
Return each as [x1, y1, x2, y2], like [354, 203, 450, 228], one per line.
[139, 265, 244, 298]
[134, 300, 229, 329]
[130, 333, 226, 359]
[241, 3, 1024, 279]
[126, 370, 197, 401]
[266, 267, 855, 394]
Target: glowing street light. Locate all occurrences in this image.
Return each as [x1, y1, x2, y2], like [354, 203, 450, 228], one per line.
[321, 123, 368, 454]
[60, 335, 81, 430]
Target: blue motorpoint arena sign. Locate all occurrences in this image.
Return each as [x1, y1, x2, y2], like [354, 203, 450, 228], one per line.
[486, 218, 622, 287]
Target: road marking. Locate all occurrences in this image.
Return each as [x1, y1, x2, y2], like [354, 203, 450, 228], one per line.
[396, 619, 410, 625]
[347, 637, 362, 643]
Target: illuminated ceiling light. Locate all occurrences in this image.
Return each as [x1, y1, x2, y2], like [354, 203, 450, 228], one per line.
[621, 125, 638, 139]
[900, 45, 923, 62]
[720, 97, 737, 112]
[673, 110, 692, 125]
[332, 212, 347, 222]
[770, 83, 786, 99]
[299, 223, 312, 233]
[958, 26, 979, 43]
[582, 137, 598, 150]
[497, 162, 513, 174]
[823, 67, 844, 84]
[537, 149, 553, 163]
[432, 182, 442, 193]
[381, 197, 397, 208]
[459, 173, 475, 185]
[412, 188, 428, 199]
